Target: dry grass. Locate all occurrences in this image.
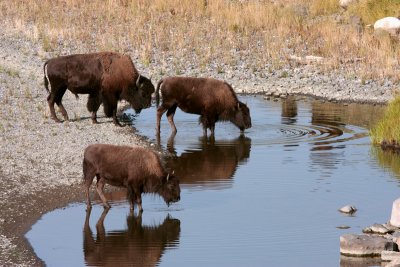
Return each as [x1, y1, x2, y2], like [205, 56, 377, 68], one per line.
[1, 0, 399, 81]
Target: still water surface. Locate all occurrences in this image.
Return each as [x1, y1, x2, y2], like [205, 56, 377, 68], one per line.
[27, 96, 400, 266]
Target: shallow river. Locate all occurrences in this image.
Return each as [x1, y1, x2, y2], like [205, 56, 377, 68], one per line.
[27, 96, 400, 267]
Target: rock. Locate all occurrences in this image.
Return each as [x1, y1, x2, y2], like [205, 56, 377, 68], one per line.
[339, 205, 357, 214]
[382, 251, 400, 262]
[339, 0, 357, 9]
[386, 259, 400, 267]
[363, 223, 394, 235]
[340, 234, 394, 256]
[374, 17, 400, 36]
[390, 199, 400, 227]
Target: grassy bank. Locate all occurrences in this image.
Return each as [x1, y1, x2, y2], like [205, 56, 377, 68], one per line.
[370, 96, 400, 147]
[1, 0, 400, 81]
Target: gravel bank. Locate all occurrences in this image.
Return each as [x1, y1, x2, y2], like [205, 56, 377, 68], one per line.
[0, 20, 396, 265]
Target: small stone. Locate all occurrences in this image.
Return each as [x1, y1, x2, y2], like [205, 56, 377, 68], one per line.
[339, 205, 357, 214]
[337, 225, 351, 229]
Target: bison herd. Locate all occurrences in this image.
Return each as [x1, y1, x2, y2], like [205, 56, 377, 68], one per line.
[43, 52, 252, 212]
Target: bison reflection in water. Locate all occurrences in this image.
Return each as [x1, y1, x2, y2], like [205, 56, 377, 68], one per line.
[164, 134, 251, 189]
[83, 208, 180, 267]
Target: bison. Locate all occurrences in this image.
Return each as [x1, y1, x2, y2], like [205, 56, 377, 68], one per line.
[83, 144, 180, 212]
[44, 52, 155, 126]
[155, 77, 252, 136]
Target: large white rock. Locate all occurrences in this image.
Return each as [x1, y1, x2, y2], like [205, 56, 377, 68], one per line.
[340, 234, 394, 256]
[390, 198, 400, 227]
[374, 17, 400, 35]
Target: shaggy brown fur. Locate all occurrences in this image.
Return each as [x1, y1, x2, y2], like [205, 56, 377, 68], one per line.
[44, 52, 155, 126]
[83, 144, 180, 211]
[156, 76, 252, 136]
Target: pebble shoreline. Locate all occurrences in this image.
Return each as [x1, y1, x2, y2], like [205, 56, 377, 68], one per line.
[0, 21, 397, 266]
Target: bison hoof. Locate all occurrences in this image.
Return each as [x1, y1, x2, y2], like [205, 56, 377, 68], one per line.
[103, 204, 111, 209]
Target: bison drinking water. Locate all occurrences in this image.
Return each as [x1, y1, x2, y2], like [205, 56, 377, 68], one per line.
[156, 77, 252, 136]
[44, 52, 155, 126]
[83, 144, 180, 211]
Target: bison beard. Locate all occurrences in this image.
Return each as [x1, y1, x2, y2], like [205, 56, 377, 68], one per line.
[43, 52, 155, 126]
[83, 144, 180, 212]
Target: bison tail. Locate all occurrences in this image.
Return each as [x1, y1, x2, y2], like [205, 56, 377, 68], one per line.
[155, 79, 163, 107]
[43, 61, 50, 93]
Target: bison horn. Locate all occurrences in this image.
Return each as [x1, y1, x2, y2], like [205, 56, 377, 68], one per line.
[166, 173, 170, 181]
[136, 74, 141, 88]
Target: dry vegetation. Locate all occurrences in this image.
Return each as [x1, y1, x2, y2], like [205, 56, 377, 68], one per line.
[1, 0, 399, 82]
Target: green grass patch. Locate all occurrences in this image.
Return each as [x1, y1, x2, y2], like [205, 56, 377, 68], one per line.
[370, 96, 400, 145]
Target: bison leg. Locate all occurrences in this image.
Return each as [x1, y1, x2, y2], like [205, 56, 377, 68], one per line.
[54, 86, 69, 121]
[103, 94, 124, 126]
[136, 195, 143, 213]
[166, 104, 178, 133]
[156, 106, 167, 134]
[47, 94, 61, 123]
[127, 186, 143, 213]
[96, 177, 111, 209]
[87, 93, 102, 124]
[127, 186, 135, 211]
[83, 159, 96, 210]
[58, 102, 69, 122]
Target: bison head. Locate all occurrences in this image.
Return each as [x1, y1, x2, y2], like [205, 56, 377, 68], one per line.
[159, 173, 181, 206]
[232, 101, 252, 132]
[129, 75, 155, 113]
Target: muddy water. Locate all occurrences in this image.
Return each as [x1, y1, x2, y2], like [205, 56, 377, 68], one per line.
[27, 96, 400, 267]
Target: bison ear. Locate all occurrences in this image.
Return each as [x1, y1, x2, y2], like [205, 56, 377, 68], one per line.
[136, 74, 142, 89]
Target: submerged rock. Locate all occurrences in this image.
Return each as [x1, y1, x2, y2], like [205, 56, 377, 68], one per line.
[340, 234, 395, 256]
[339, 205, 357, 214]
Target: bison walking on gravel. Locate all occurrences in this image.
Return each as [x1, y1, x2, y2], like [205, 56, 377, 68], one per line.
[44, 52, 154, 126]
[156, 77, 252, 136]
[83, 144, 180, 211]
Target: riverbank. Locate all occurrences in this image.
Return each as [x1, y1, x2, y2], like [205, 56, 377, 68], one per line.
[0, 18, 397, 266]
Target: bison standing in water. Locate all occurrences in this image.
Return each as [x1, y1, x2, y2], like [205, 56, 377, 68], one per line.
[156, 77, 252, 136]
[83, 144, 180, 212]
[44, 52, 154, 126]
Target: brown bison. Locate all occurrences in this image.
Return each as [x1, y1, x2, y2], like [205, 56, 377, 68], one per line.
[44, 52, 155, 126]
[155, 77, 252, 136]
[83, 144, 180, 212]
[84, 209, 180, 267]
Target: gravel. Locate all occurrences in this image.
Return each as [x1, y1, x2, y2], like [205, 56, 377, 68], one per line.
[0, 19, 396, 266]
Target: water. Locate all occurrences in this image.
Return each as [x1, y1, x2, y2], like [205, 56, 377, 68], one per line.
[26, 96, 400, 267]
